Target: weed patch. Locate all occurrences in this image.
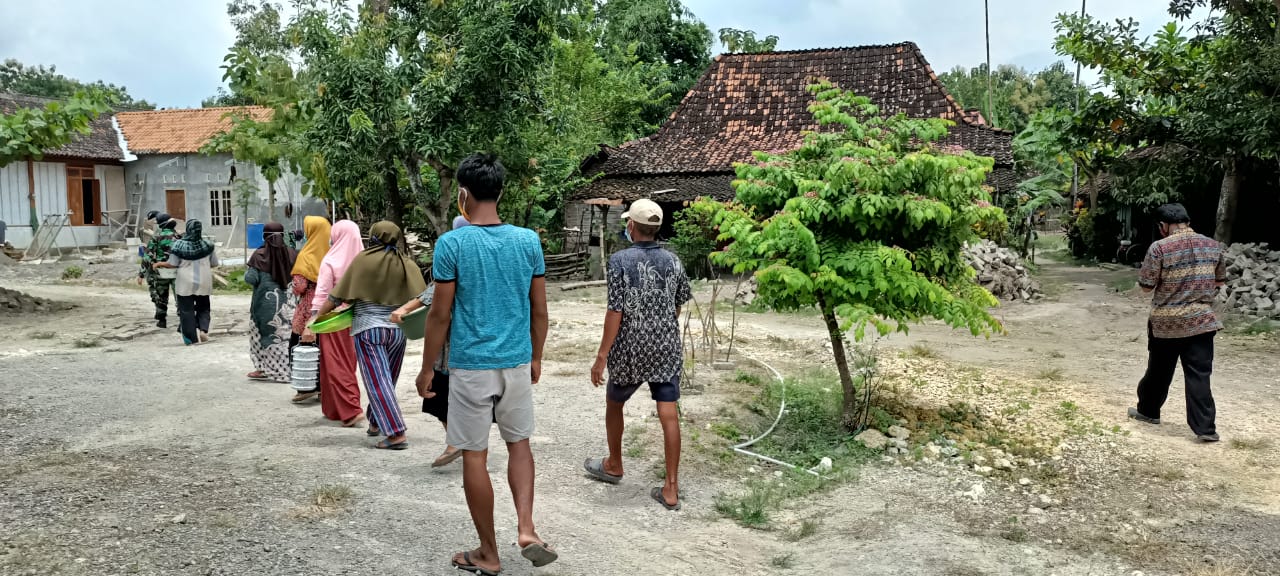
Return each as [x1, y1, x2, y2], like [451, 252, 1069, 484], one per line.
[73, 337, 102, 349]
[61, 266, 83, 280]
[769, 553, 795, 569]
[1229, 437, 1271, 451]
[1037, 367, 1065, 382]
[906, 343, 939, 359]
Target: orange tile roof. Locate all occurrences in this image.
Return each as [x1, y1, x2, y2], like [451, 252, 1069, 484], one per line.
[115, 106, 272, 155]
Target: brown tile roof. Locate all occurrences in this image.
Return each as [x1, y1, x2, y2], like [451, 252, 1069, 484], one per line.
[115, 106, 271, 155]
[0, 92, 124, 162]
[575, 42, 1014, 201]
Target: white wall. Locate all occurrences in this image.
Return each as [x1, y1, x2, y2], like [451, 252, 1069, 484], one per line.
[0, 162, 31, 227]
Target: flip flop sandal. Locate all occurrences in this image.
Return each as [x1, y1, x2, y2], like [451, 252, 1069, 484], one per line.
[373, 439, 408, 450]
[650, 486, 681, 511]
[583, 457, 622, 485]
[452, 551, 500, 575]
[247, 371, 269, 380]
[432, 449, 464, 468]
[366, 426, 381, 437]
[520, 542, 558, 568]
[341, 415, 366, 428]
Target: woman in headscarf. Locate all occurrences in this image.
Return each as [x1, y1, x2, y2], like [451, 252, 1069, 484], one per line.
[318, 221, 426, 449]
[155, 219, 218, 345]
[288, 216, 331, 403]
[306, 219, 363, 426]
[245, 223, 297, 382]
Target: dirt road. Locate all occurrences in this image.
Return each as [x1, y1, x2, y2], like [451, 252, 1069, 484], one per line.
[1, 254, 1277, 576]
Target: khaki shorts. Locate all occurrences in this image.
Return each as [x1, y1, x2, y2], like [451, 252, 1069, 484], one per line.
[446, 363, 535, 451]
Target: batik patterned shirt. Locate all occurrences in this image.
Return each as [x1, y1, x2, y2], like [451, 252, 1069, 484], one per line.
[606, 242, 693, 386]
[1138, 228, 1226, 339]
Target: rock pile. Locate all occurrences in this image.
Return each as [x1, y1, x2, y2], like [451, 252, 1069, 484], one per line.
[964, 240, 1042, 302]
[0, 287, 74, 314]
[1219, 243, 1280, 318]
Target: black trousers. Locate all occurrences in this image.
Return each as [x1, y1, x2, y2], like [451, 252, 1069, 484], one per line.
[176, 295, 211, 344]
[1136, 327, 1217, 436]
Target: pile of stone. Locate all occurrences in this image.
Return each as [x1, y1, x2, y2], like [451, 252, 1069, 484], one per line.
[0, 287, 73, 314]
[1219, 243, 1280, 318]
[963, 240, 1041, 302]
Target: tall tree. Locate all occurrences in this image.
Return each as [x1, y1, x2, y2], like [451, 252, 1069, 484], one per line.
[698, 82, 1004, 429]
[0, 59, 154, 110]
[596, 0, 713, 128]
[938, 62, 1082, 132]
[718, 28, 779, 53]
[1054, 0, 1280, 242]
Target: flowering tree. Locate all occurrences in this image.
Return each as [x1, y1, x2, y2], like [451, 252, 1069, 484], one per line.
[699, 81, 1006, 429]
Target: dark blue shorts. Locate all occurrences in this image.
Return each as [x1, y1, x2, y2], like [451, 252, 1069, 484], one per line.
[607, 374, 681, 404]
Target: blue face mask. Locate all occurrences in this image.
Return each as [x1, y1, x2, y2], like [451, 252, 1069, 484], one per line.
[624, 228, 633, 243]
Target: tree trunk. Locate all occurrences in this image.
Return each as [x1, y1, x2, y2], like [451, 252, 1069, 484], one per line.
[1214, 158, 1241, 244]
[425, 158, 456, 238]
[266, 177, 277, 222]
[378, 166, 404, 238]
[817, 293, 859, 430]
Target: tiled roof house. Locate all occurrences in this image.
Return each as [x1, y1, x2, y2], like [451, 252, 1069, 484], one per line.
[573, 43, 1016, 205]
[115, 106, 327, 242]
[0, 92, 127, 252]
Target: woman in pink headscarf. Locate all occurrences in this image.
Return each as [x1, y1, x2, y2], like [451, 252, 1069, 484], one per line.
[301, 219, 364, 426]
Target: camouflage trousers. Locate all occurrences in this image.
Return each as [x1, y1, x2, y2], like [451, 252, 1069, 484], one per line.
[148, 274, 174, 319]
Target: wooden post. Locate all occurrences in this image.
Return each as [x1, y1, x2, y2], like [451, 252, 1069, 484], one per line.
[26, 159, 37, 230]
[583, 198, 622, 280]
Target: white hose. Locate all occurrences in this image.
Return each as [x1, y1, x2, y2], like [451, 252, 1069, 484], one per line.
[733, 353, 820, 477]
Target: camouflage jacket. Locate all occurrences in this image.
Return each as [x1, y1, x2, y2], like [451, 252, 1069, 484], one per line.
[145, 229, 179, 269]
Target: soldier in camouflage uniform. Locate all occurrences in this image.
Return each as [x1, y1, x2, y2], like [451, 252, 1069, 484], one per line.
[144, 214, 179, 328]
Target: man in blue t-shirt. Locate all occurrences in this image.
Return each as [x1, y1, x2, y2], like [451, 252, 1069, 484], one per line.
[418, 153, 555, 573]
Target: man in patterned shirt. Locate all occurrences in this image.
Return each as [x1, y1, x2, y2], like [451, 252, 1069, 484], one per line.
[143, 214, 179, 329]
[1130, 203, 1226, 442]
[585, 199, 693, 511]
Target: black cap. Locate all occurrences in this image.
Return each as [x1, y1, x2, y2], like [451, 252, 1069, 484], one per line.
[1155, 203, 1190, 225]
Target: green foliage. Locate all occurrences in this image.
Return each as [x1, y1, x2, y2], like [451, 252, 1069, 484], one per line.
[0, 59, 154, 110]
[221, 267, 254, 293]
[595, 0, 713, 128]
[701, 81, 1005, 427]
[704, 81, 1005, 342]
[668, 198, 722, 278]
[61, 266, 83, 280]
[718, 28, 779, 53]
[1053, 2, 1280, 242]
[0, 90, 111, 168]
[1006, 108, 1074, 256]
[937, 61, 1081, 132]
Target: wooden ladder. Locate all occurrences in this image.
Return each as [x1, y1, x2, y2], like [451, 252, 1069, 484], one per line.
[125, 173, 146, 238]
[24, 214, 71, 261]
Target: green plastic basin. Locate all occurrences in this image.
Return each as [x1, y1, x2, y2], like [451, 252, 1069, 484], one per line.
[310, 307, 354, 334]
[401, 306, 428, 340]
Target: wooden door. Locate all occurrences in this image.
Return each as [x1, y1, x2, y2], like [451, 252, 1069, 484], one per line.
[165, 189, 186, 221]
[65, 165, 99, 226]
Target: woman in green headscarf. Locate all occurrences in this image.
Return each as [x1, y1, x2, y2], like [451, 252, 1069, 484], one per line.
[317, 221, 426, 449]
[155, 219, 219, 345]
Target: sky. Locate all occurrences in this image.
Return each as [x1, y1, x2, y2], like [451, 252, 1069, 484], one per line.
[0, 1, 1189, 109]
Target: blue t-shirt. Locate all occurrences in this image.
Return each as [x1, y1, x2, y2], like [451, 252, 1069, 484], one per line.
[433, 224, 545, 370]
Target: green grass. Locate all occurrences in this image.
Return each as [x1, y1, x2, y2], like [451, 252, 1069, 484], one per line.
[715, 370, 878, 529]
[216, 266, 253, 293]
[1037, 367, 1065, 382]
[906, 343, 939, 359]
[310, 484, 353, 508]
[1108, 276, 1138, 293]
[73, 337, 102, 349]
[1240, 320, 1277, 336]
[1229, 437, 1272, 451]
[61, 266, 83, 280]
[784, 518, 820, 542]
